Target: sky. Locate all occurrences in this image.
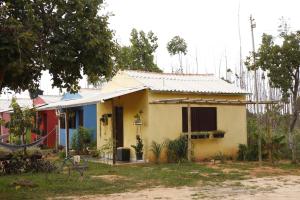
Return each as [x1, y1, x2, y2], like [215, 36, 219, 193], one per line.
[2, 0, 300, 98]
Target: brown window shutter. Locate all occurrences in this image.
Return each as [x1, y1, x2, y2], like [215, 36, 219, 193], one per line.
[182, 107, 188, 132]
[182, 107, 217, 132]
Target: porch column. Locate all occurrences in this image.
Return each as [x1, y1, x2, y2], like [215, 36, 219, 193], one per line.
[112, 100, 117, 165]
[65, 110, 69, 158]
[187, 101, 192, 161]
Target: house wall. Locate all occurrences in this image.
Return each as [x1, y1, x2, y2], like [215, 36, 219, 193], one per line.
[147, 91, 247, 161]
[37, 110, 58, 148]
[59, 104, 97, 148]
[97, 90, 247, 162]
[0, 112, 10, 142]
[83, 104, 97, 140]
[97, 90, 149, 160]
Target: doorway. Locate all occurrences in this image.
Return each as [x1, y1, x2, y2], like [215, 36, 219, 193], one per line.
[114, 107, 124, 148]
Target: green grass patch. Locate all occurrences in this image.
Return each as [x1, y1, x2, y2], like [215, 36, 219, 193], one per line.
[1, 161, 298, 200]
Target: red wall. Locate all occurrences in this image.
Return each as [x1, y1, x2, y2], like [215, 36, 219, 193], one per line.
[0, 112, 10, 143]
[34, 110, 58, 148]
[1, 97, 59, 148]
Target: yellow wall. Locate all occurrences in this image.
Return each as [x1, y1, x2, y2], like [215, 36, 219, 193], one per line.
[97, 90, 149, 160]
[97, 89, 247, 162]
[147, 92, 247, 161]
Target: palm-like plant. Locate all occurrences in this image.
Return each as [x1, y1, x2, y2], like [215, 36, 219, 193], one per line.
[150, 141, 164, 164]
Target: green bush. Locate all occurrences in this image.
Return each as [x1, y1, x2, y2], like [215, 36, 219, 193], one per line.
[58, 151, 66, 159]
[150, 141, 164, 164]
[71, 127, 92, 154]
[131, 135, 143, 160]
[165, 135, 187, 163]
[0, 150, 56, 175]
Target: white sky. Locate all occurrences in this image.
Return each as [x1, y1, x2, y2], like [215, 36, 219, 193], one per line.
[2, 0, 300, 98]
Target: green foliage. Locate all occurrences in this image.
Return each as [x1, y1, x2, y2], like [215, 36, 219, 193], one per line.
[131, 135, 143, 159]
[150, 141, 164, 163]
[0, 148, 57, 175]
[239, 112, 288, 162]
[0, 0, 114, 93]
[167, 36, 188, 72]
[71, 127, 92, 154]
[245, 27, 300, 162]
[165, 135, 187, 163]
[115, 28, 161, 73]
[167, 36, 188, 56]
[213, 151, 226, 163]
[5, 98, 36, 145]
[58, 151, 66, 159]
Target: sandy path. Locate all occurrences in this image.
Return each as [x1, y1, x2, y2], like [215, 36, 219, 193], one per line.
[52, 175, 300, 200]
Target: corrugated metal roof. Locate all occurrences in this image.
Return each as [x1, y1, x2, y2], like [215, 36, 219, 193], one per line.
[0, 98, 33, 112]
[39, 95, 61, 104]
[37, 87, 146, 110]
[123, 70, 248, 94]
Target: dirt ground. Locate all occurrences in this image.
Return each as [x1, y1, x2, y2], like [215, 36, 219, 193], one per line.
[53, 175, 300, 200]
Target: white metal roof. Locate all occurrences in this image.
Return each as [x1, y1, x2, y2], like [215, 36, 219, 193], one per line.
[37, 87, 146, 110]
[123, 70, 248, 94]
[0, 98, 33, 113]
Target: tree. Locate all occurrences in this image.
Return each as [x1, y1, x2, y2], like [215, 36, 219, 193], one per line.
[115, 28, 161, 72]
[5, 98, 36, 152]
[0, 0, 115, 93]
[167, 36, 187, 73]
[246, 30, 300, 163]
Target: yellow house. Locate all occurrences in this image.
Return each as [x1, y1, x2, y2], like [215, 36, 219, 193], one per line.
[97, 70, 248, 162]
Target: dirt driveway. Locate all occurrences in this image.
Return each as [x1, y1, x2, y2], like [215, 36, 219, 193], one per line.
[54, 175, 300, 200]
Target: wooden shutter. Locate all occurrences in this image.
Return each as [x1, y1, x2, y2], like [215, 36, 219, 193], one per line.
[191, 107, 216, 131]
[182, 107, 217, 132]
[182, 107, 188, 132]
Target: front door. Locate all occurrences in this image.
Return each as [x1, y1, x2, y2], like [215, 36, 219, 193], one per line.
[115, 107, 124, 148]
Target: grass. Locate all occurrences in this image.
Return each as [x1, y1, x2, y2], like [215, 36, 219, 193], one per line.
[0, 160, 299, 200]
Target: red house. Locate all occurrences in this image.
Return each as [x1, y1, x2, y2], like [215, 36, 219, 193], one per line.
[0, 98, 32, 143]
[32, 95, 61, 148]
[0, 95, 61, 148]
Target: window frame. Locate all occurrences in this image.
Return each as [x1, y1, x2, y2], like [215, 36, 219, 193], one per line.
[182, 107, 217, 132]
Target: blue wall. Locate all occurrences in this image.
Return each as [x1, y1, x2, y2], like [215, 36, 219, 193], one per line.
[83, 104, 97, 140]
[59, 104, 97, 148]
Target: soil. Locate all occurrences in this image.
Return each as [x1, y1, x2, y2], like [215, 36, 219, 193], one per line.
[53, 175, 300, 200]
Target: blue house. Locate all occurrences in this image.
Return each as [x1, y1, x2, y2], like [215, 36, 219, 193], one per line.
[38, 89, 100, 149]
[58, 91, 98, 148]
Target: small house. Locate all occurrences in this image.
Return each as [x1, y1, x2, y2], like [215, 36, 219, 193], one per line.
[97, 70, 248, 162]
[38, 89, 100, 149]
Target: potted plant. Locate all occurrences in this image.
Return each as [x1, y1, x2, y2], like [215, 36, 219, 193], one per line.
[212, 130, 226, 138]
[191, 132, 210, 139]
[133, 110, 143, 125]
[131, 135, 143, 160]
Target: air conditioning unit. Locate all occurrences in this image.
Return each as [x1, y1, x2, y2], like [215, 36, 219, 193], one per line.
[117, 147, 130, 162]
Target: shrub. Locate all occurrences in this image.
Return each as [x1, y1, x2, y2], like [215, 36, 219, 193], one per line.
[1, 151, 57, 175]
[150, 141, 164, 163]
[71, 127, 92, 154]
[165, 135, 187, 163]
[213, 151, 226, 163]
[131, 135, 143, 160]
[58, 151, 66, 159]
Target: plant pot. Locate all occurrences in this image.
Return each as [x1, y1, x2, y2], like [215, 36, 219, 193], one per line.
[213, 133, 225, 138]
[136, 153, 143, 160]
[134, 119, 142, 125]
[192, 134, 209, 139]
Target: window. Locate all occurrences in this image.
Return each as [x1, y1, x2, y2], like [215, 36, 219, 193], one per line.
[60, 116, 65, 129]
[182, 107, 217, 132]
[68, 111, 76, 129]
[78, 110, 83, 127]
